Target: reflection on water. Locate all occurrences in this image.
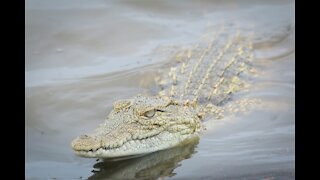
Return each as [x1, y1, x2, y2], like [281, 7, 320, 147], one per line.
[25, 0, 294, 179]
[89, 138, 198, 179]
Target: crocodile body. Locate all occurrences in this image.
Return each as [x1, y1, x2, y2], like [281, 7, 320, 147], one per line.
[71, 30, 256, 158]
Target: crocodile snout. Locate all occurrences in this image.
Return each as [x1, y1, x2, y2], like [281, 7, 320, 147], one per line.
[71, 134, 101, 151]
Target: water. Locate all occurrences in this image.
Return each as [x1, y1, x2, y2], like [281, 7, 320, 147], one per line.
[25, 0, 295, 179]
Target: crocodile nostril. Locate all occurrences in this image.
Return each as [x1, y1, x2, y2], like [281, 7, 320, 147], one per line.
[80, 134, 89, 139]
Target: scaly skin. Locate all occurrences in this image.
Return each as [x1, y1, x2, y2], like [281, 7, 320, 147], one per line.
[71, 31, 256, 158]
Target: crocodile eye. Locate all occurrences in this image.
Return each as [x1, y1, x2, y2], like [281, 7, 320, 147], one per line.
[144, 109, 155, 118]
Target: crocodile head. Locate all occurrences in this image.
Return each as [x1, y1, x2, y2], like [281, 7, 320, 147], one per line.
[71, 95, 202, 158]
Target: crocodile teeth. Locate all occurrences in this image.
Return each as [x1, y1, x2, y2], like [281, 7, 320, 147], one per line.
[129, 141, 135, 146]
[119, 140, 125, 146]
[132, 134, 138, 139]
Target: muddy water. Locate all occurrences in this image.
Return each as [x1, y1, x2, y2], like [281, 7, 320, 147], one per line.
[25, 0, 295, 179]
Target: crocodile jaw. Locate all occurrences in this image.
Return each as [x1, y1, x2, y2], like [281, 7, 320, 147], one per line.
[72, 131, 200, 158]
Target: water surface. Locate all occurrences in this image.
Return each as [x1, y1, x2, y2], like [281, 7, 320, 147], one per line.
[25, 0, 295, 179]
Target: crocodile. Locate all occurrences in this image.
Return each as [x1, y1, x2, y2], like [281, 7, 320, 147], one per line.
[71, 30, 257, 158]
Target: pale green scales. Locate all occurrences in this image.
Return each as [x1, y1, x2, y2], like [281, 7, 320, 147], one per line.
[71, 30, 258, 158]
